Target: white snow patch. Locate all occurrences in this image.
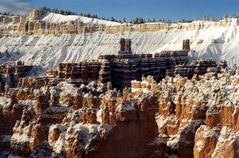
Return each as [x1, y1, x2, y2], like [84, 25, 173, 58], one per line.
[53, 133, 66, 154]
[0, 97, 11, 108]
[199, 125, 219, 138]
[195, 140, 205, 152]
[41, 12, 121, 26]
[57, 82, 77, 97]
[96, 108, 103, 123]
[155, 114, 168, 129]
[115, 103, 135, 112]
[11, 133, 33, 143]
[167, 135, 180, 149]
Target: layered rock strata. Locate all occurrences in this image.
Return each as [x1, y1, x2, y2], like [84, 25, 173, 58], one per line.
[0, 60, 33, 91]
[48, 39, 220, 90]
[0, 9, 231, 37]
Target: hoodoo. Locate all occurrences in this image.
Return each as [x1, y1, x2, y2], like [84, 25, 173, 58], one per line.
[1, 5, 239, 158]
[0, 38, 235, 158]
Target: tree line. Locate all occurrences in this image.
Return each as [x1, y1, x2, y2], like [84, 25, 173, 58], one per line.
[40, 7, 174, 24]
[2, 7, 239, 24]
[0, 12, 17, 16]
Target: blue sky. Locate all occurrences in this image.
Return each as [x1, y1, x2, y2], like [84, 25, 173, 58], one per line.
[1, 0, 239, 21]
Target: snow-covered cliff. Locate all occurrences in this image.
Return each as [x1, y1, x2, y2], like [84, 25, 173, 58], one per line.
[41, 12, 121, 26]
[0, 11, 239, 73]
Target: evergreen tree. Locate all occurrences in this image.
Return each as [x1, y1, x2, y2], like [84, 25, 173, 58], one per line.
[123, 17, 127, 23]
[111, 17, 116, 22]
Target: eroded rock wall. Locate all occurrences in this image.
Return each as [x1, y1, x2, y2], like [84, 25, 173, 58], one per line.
[1, 69, 239, 157]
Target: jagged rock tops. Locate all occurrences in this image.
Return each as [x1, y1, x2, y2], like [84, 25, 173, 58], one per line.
[157, 70, 239, 108]
[1, 65, 239, 157]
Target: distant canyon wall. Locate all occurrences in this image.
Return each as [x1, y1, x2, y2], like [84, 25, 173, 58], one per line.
[1, 10, 239, 73]
[0, 9, 232, 37]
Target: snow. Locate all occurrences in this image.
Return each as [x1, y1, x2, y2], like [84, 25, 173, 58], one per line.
[11, 133, 33, 143]
[155, 114, 180, 135]
[0, 97, 11, 108]
[41, 12, 121, 26]
[167, 135, 180, 149]
[218, 127, 232, 142]
[10, 122, 36, 144]
[211, 126, 239, 157]
[195, 140, 204, 152]
[48, 124, 67, 154]
[96, 108, 103, 123]
[49, 124, 67, 133]
[33, 86, 49, 97]
[115, 103, 135, 112]
[50, 87, 61, 100]
[169, 71, 239, 110]
[155, 114, 168, 129]
[67, 123, 98, 150]
[43, 105, 68, 114]
[198, 125, 220, 138]
[49, 122, 113, 154]
[57, 82, 77, 97]
[18, 99, 37, 107]
[97, 124, 113, 137]
[7, 154, 22, 158]
[1, 18, 239, 74]
[53, 133, 66, 154]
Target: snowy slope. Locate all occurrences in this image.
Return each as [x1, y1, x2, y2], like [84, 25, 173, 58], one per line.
[41, 12, 121, 26]
[0, 18, 239, 74]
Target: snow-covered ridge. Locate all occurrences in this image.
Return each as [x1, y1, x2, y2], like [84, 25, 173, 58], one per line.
[1, 19, 239, 74]
[1, 10, 239, 74]
[41, 12, 121, 26]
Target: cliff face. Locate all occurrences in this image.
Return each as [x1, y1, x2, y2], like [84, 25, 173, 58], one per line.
[1, 11, 239, 73]
[156, 72, 239, 158]
[1, 70, 239, 157]
[0, 9, 230, 37]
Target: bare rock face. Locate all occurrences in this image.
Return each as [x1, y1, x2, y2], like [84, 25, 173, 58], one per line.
[89, 95, 160, 158]
[153, 72, 239, 158]
[193, 105, 239, 158]
[10, 103, 36, 156]
[194, 125, 220, 158]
